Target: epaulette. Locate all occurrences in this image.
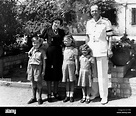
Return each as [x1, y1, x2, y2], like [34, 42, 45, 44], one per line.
[102, 17, 110, 22]
[102, 17, 108, 20]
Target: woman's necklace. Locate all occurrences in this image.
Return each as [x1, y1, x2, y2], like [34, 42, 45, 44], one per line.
[53, 29, 58, 35]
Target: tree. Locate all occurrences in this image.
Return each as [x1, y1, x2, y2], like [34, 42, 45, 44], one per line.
[17, 0, 64, 36]
[58, 0, 118, 33]
[0, 0, 118, 42]
[0, 0, 22, 45]
[17, 0, 118, 35]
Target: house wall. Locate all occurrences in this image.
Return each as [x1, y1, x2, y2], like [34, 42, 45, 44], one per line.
[114, 0, 136, 37]
[126, 4, 136, 36]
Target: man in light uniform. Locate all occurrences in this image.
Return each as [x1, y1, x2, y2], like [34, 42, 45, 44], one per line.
[86, 4, 113, 105]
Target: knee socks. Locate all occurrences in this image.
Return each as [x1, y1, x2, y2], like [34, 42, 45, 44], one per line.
[66, 91, 74, 97]
[66, 82, 74, 98]
[32, 87, 37, 99]
[38, 88, 42, 100]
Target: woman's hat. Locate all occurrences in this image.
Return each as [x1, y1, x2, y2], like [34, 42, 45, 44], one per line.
[51, 17, 63, 25]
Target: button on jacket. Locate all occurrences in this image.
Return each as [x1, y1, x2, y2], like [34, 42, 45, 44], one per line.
[28, 47, 47, 65]
[86, 17, 112, 57]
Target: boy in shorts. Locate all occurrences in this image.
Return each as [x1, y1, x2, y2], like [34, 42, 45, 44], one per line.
[27, 36, 46, 105]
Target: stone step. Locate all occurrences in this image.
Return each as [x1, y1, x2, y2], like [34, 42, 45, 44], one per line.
[110, 56, 136, 98]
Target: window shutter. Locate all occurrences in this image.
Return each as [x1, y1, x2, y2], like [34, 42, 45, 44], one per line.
[132, 8, 136, 25]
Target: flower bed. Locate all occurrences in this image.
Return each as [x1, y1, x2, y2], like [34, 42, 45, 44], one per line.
[109, 35, 136, 98]
[110, 35, 135, 66]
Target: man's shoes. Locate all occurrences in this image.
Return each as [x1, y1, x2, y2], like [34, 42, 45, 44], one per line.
[38, 99, 43, 105]
[63, 97, 70, 102]
[101, 97, 108, 105]
[27, 98, 37, 104]
[70, 97, 74, 102]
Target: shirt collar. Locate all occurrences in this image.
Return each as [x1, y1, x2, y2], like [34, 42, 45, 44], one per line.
[65, 46, 74, 50]
[82, 55, 91, 59]
[92, 16, 102, 24]
[33, 47, 41, 52]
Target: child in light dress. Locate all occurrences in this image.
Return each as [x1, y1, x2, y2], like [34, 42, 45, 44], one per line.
[62, 35, 79, 102]
[78, 44, 95, 104]
[27, 36, 46, 105]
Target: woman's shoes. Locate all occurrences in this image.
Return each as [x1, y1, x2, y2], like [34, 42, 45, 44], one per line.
[47, 93, 62, 102]
[47, 94, 52, 102]
[53, 93, 62, 100]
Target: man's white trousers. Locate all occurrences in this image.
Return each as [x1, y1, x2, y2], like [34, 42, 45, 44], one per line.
[90, 56, 108, 99]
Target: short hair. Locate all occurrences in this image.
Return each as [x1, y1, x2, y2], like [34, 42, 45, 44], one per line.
[79, 44, 93, 55]
[51, 17, 63, 26]
[90, 3, 101, 11]
[63, 34, 75, 47]
[32, 36, 43, 45]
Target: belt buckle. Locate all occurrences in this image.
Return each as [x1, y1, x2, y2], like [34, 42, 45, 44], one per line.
[93, 40, 99, 42]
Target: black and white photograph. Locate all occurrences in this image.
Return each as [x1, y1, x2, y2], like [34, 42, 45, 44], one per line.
[0, 0, 136, 115]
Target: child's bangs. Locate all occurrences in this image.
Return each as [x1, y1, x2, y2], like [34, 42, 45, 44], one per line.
[32, 37, 43, 44]
[64, 36, 72, 42]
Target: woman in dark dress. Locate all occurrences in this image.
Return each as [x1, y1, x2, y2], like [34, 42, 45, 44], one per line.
[40, 17, 66, 102]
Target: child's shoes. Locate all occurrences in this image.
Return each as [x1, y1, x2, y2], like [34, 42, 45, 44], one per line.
[80, 98, 86, 103]
[63, 97, 74, 102]
[63, 97, 70, 102]
[38, 99, 43, 105]
[85, 98, 91, 104]
[27, 98, 37, 104]
[70, 97, 74, 102]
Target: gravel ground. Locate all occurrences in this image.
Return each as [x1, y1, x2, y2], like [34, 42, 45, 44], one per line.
[0, 84, 136, 115]
[0, 63, 136, 107]
[0, 85, 136, 107]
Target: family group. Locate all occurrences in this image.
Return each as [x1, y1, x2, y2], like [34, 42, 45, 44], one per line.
[26, 4, 113, 105]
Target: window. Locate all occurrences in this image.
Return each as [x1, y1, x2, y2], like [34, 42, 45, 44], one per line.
[132, 8, 136, 25]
